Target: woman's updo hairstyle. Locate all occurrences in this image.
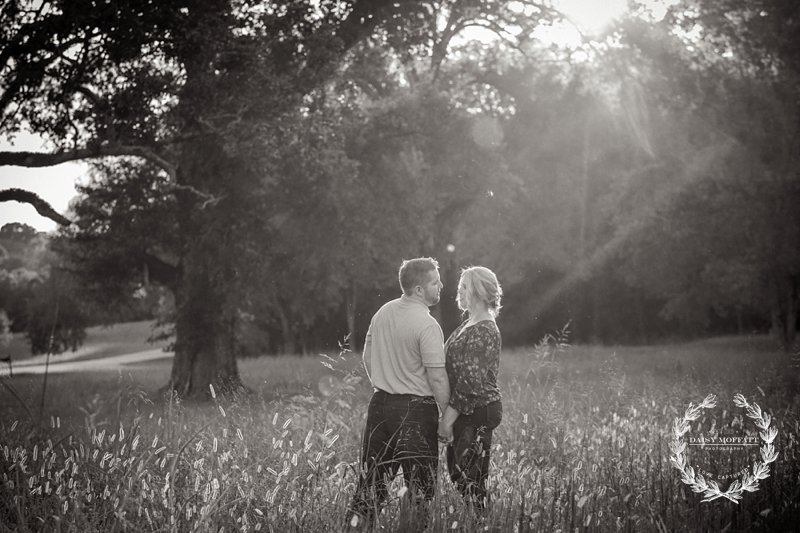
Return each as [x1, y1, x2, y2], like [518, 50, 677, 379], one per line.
[459, 266, 503, 317]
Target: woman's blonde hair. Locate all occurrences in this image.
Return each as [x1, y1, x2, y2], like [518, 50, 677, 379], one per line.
[458, 266, 503, 316]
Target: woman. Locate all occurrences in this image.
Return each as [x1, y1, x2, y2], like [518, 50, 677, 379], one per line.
[438, 266, 503, 510]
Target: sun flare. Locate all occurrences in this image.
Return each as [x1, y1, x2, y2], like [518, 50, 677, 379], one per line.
[528, 0, 631, 50]
[557, 0, 629, 35]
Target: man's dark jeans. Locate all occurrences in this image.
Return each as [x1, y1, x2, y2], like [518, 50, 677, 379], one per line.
[348, 389, 439, 527]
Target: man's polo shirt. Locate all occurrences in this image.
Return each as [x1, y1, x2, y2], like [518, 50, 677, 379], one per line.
[363, 295, 445, 397]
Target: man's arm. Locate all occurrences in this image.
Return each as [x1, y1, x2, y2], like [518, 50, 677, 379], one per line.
[362, 329, 372, 382]
[425, 366, 450, 417]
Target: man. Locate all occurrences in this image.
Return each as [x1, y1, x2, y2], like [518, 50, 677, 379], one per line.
[347, 257, 451, 528]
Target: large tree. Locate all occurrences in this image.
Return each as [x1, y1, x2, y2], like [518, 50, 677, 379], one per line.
[2, 0, 557, 396]
[0, 0, 443, 397]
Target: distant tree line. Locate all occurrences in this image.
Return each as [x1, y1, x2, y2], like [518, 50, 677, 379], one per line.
[0, 222, 161, 354]
[1, 1, 797, 396]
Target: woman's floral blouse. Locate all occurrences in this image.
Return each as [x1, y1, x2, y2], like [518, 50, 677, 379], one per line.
[444, 319, 502, 416]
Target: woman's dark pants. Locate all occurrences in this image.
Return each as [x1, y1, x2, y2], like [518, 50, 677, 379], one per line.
[348, 390, 439, 527]
[446, 400, 503, 509]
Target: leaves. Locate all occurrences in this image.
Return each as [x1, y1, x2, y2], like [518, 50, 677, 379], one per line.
[671, 393, 780, 505]
[760, 426, 778, 445]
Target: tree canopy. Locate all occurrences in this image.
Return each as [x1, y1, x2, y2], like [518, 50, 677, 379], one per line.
[1, 0, 798, 395]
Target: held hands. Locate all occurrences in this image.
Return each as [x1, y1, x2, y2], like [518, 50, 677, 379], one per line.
[437, 418, 453, 446]
[437, 405, 459, 446]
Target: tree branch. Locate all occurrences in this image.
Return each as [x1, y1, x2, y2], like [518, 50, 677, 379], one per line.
[0, 146, 224, 206]
[73, 84, 118, 140]
[0, 144, 177, 180]
[74, 85, 106, 111]
[0, 188, 71, 226]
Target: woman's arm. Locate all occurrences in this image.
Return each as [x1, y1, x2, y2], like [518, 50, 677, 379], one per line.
[437, 404, 460, 443]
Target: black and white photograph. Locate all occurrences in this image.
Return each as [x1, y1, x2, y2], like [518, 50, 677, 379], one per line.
[1, 0, 798, 531]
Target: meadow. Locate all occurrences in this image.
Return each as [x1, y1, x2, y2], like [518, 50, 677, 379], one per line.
[1, 332, 798, 532]
[3, 321, 164, 366]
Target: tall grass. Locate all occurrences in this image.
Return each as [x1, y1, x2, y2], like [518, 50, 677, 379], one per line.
[1, 335, 798, 532]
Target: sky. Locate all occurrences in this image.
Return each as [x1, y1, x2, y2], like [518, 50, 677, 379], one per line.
[0, 132, 86, 233]
[0, 0, 676, 233]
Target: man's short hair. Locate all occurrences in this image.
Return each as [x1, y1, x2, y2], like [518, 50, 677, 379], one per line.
[399, 257, 439, 294]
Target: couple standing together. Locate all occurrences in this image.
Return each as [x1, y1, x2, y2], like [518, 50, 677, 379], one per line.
[348, 257, 503, 528]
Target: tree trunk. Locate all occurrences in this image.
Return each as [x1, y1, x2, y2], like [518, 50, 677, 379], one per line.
[786, 275, 798, 348]
[735, 306, 744, 335]
[166, 135, 246, 398]
[442, 247, 461, 336]
[276, 299, 296, 355]
[636, 292, 648, 344]
[589, 281, 600, 343]
[770, 275, 798, 350]
[770, 305, 783, 343]
[169, 266, 242, 398]
[577, 120, 593, 342]
[345, 281, 359, 352]
[165, 0, 248, 398]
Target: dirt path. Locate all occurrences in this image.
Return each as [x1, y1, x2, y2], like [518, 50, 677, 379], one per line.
[0, 349, 173, 376]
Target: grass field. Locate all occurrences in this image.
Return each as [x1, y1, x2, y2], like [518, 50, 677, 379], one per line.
[0, 332, 798, 532]
[3, 321, 168, 365]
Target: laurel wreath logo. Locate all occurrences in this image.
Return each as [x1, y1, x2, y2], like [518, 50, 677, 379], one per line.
[670, 393, 779, 503]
